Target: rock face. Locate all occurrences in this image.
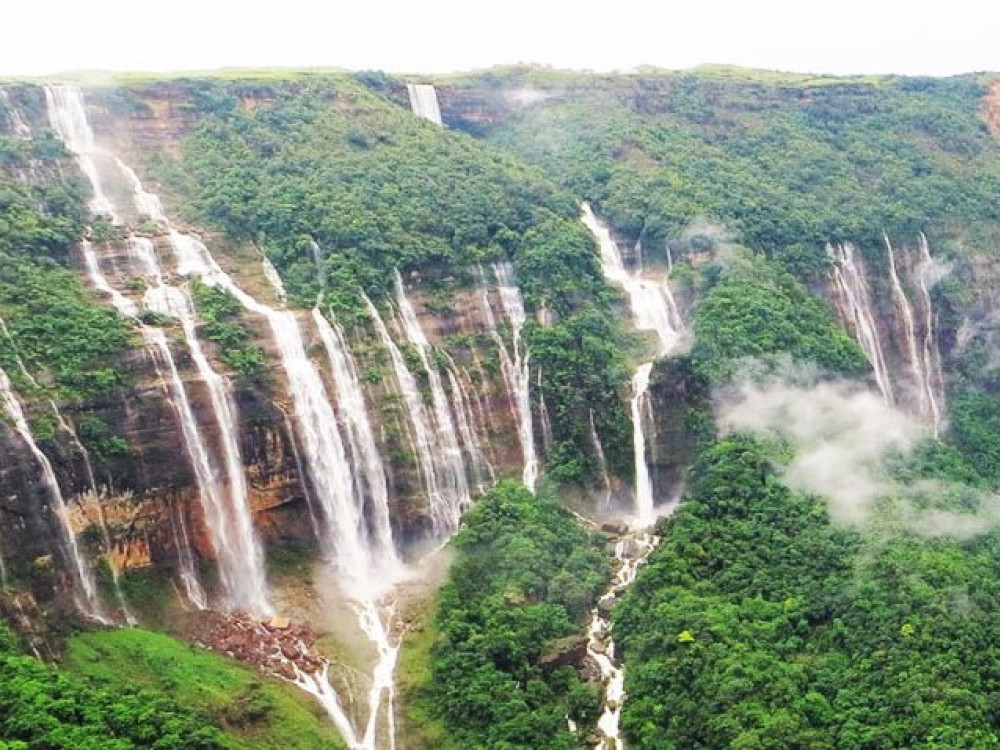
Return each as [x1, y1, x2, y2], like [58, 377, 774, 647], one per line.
[538, 634, 589, 672]
[0, 83, 533, 612]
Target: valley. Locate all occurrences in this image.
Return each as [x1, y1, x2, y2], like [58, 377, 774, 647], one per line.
[1, 66, 1000, 748]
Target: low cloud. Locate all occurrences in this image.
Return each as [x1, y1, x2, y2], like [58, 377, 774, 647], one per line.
[716, 364, 1000, 537]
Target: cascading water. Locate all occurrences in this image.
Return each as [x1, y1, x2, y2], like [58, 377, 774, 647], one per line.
[828, 242, 894, 404]
[169, 500, 208, 610]
[263, 257, 288, 304]
[589, 409, 613, 508]
[445, 365, 492, 492]
[54, 405, 136, 624]
[145, 281, 272, 614]
[582, 203, 684, 524]
[586, 532, 658, 750]
[885, 234, 943, 435]
[171, 231, 405, 749]
[47, 85, 272, 614]
[916, 233, 946, 436]
[405, 84, 443, 126]
[0, 367, 104, 620]
[1, 315, 131, 619]
[393, 270, 471, 532]
[363, 293, 449, 526]
[170, 232, 374, 574]
[0, 89, 31, 139]
[485, 263, 538, 491]
[44, 86, 117, 219]
[312, 306, 397, 564]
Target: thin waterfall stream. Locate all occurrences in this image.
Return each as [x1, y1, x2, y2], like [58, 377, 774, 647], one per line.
[582, 203, 684, 524]
[46, 84, 271, 615]
[46, 82, 412, 748]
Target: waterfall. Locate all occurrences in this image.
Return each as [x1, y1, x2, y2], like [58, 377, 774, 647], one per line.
[263, 257, 288, 304]
[363, 293, 447, 527]
[2, 314, 132, 619]
[487, 263, 538, 491]
[0, 367, 105, 620]
[589, 409, 613, 508]
[174, 232, 372, 571]
[393, 270, 471, 532]
[312, 306, 397, 565]
[446, 366, 493, 492]
[537, 368, 554, 453]
[44, 86, 118, 220]
[46, 85, 271, 614]
[828, 242, 894, 404]
[171, 235, 404, 747]
[52, 405, 136, 624]
[145, 282, 272, 614]
[582, 203, 684, 524]
[916, 233, 946, 436]
[885, 234, 943, 435]
[0, 89, 31, 139]
[49, 83, 419, 748]
[169, 501, 208, 610]
[405, 84, 443, 126]
[586, 531, 658, 750]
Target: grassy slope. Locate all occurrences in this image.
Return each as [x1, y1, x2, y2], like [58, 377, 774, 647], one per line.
[64, 629, 344, 750]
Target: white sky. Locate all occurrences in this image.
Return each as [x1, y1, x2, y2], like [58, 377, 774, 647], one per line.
[4, 0, 999, 77]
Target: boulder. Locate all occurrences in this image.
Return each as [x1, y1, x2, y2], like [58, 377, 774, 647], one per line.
[538, 634, 588, 671]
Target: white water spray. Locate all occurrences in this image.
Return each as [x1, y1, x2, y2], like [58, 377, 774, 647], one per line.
[0, 367, 104, 619]
[828, 242, 894, 404]
[582, 203, 684, 523]
[47, 85, 271, 613]
[405, 84, 443, 126]
[393, 271, 471, 532]
[486, 263, 538, 491]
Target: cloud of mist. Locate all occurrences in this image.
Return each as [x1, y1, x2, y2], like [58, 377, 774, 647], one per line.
[716, 364, 1000, 538]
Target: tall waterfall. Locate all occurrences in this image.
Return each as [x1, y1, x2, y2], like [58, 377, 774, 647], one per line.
[312, 306, 397, 565]
[582, 203, 684, 524]
[46, 85, 271, 614]
[44, 86, 117, 219]
[406, 84, 443, 126]
[0, 367, 104, 619]
[145, 281, 271, 614]
[445, 363, 493, 492]
[169, 234, 377, 577]
[486, 263, 538, 491]
[169, 500, 208, 609]
[363, 293, 447, 529]
[0, 89, 31, 139]
[828, 242, 894, 404]
[394, 270, 471, 532]
[48, 84, 409, 746]
[885, 234, 944, 435]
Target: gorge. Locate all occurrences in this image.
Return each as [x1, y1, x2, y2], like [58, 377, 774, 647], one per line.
[2, 66, 1000, 749]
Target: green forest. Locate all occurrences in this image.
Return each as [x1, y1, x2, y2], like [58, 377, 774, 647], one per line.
[5, 63, 1000, 750]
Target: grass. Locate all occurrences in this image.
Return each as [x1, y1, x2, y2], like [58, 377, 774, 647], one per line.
[64, 629, 345, 750]
[394, 592, 458, 750]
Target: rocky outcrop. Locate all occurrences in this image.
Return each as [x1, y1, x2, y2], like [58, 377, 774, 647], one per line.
[981, 79, 1000, 143]
[0, 83, 537, 615]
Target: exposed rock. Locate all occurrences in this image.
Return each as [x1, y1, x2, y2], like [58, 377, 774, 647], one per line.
[538, 634, 589, 671]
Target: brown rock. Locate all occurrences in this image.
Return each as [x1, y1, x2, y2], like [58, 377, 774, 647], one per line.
[538, 634, 588, 671]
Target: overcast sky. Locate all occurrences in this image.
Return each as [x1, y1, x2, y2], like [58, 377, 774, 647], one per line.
[4, 0, 999, 77]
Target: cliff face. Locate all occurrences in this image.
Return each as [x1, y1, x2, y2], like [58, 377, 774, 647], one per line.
[0, 83, 531, 614]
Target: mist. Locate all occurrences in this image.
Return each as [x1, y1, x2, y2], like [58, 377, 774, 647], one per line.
[717, 365, 1000, 538]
